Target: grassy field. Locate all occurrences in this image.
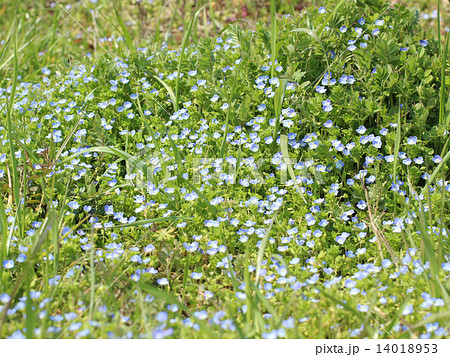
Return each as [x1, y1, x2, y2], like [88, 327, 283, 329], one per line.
[0, 0, 449, 339]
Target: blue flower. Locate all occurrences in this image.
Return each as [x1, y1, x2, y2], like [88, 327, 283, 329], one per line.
[153, 327, 174, 339]
[357, 304, 369, 312]
[193, 310, 208, 320]
[191, 272, 203, 279]
[356, 200, 366, 210]
[322, 99, 333, 112]
[83, 205, 92, 213]
[16, 254, 27, 263]
[3, 260, 14, 269]
[0, 293, 11, 303]
[335, 232, 349, 245]
[432, 155, 442, 163]
[356, 125, 366, 134]
[419, 40, 428, 47]
[105, 205, 114, 215]
[67, 201, 79, 210]
[315, 85, 326, 93]
[69, 322, 82, 331]
[157, 278, 169, 285]
[402, 304, 414, 316]
[414, 157, 424, 165]
[156, 311, 168, 322]
[203, 291, 214, 300]
[9, 330, 25, 339]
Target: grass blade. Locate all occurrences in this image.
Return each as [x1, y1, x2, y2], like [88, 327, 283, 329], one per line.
[139, 282, 217, 338]
[272, 78, 287, 142]
[280, 135, 307, 203]
[270, 0, 277, 79]
[87, 216, 190, 229]
[175, 5, 206, 112]
[255, 218, 275, 283]
[392, 101, 402, 183]
[114, 5, 133, 49]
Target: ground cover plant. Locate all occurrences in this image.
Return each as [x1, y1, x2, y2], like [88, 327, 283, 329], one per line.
[0, 0, 449, 339]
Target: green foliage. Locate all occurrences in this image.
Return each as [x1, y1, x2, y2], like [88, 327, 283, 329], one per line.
[0, 0, 449, 340]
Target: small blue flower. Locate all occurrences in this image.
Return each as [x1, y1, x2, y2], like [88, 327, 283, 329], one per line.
[335, 160, 344, 169]
[402, 304, 414, 316]
[322, 99, 333, 112]
[335, 232, 349, 245]
[356, 200, 366, 210]
[157, 278, 169, 285]
[432, 155, 442, 163]
[357, 304, 369, 312]
[204, 291, 214, 300]
[0, 293, 11, 303]
[3, 260, 14, 269]
[193, 310, 208, 320]
[156, 311, 168, 322]
[67, 201, 79, 210]
[16, 254, 27, 263]
[356, 126, 366, 134]
[413, 156, 424, 165]
[191, 272, 203, 279]
[315, 85, 326, 94]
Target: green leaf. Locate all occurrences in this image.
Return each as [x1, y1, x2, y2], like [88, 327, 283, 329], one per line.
[280, 135, 307, 203]
[255, 218, 275, 283]
[114, 5, 133, 49]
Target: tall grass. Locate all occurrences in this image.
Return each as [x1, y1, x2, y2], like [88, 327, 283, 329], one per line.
[397, 13, 450, 320]
[270, 0, 277, 80]
[5, 19, 22, 236]
[280, 135, 307, 203]
[175, 5, 205, 112]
